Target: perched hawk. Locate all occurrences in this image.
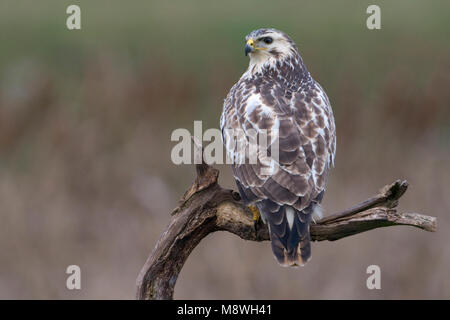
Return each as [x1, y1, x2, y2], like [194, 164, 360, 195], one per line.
[220, 29, 336, 267]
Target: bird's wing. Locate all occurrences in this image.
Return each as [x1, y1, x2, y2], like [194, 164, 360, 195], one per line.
[221, 79, 336, 212]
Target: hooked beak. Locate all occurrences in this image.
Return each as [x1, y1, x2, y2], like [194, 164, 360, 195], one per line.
[245, 38, 255, 56]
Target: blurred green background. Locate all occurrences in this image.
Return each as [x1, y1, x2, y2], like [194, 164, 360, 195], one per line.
[0, 0, 449, 299]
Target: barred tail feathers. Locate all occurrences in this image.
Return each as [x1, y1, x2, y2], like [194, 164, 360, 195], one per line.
[265, 206, 312, 267]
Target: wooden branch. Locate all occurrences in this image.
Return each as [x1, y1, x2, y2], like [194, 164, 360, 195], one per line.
[136, 163, 437, 300]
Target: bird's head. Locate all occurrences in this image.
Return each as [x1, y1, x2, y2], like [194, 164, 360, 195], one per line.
[244, 28, 298, 72]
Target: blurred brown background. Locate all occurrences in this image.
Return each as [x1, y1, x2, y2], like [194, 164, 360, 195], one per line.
[0, 0, 449, 299]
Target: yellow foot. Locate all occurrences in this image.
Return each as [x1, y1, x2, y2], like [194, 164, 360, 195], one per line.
[249, 205, 260, 232]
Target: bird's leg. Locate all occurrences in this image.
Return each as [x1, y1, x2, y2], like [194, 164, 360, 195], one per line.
[249, 205, 260, 232]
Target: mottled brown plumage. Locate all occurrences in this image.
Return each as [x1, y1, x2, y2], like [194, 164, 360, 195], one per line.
[221, 28, 336, 267]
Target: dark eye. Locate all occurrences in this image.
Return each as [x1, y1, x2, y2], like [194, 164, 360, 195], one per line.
[263, 37, 273, 44]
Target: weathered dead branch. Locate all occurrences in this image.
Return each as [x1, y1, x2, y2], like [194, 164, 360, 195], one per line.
[136, 163, 436, 300]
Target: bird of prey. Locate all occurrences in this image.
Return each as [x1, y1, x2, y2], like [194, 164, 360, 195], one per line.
[220, 28, 336, 267]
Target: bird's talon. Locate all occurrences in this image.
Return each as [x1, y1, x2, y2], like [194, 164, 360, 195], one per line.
[249, 205, 260, 221]
[249, 205, 260, 233]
